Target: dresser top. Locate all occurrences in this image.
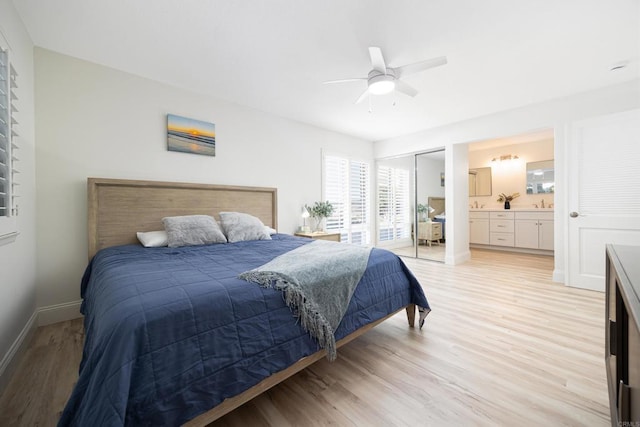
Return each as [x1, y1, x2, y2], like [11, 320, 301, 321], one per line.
[608, 245, 640, 306]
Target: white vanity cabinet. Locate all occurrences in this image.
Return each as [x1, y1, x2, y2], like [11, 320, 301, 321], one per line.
[514, 211, 554, 250]
[469, 211, 489, 244]
[469, 209, 554, 253]
[489, 211, 515, 247]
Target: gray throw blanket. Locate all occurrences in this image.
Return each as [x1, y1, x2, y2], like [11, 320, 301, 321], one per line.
[239, 240, 372, 361]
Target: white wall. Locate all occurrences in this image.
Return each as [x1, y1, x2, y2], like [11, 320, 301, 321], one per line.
[416, 155, 445, 206]
[374, 79, 640, 279]
[0, 0, 36, 390]
[469, 139, 554, 209]
[34, 48, 373, 311]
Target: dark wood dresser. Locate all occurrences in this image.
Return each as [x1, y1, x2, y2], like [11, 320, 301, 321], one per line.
[606, 245, 640, 424]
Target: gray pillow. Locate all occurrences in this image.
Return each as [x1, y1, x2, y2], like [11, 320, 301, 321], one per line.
[219, 212, 272, 243]
[162, 215, 227, 248]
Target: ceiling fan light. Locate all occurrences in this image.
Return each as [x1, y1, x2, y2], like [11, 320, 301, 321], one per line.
[369, 79, 395, 95]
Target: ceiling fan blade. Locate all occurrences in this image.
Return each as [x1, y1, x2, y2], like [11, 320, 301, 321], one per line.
[368, 47, 387, 73]
[395, 56, 447, 78]
[394, 80, 419, 97]
[323, 78, 367, 84]
[355, 88, 370, 104]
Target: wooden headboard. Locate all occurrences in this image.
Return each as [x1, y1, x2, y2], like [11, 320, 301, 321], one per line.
[87, 178, 278, 260]
[428, 196, 445, 219]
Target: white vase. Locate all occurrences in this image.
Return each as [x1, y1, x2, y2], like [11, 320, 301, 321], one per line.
[313, 217, 326, 233]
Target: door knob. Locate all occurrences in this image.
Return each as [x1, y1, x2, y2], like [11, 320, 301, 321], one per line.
[569, 211, 579, 218]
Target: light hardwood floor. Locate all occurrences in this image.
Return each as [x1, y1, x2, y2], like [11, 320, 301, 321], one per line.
[0, 249, 609, 426]
[392, 243, 446, 262]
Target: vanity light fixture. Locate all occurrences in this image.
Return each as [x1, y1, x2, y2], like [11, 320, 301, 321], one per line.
[492, 154, 519, 162]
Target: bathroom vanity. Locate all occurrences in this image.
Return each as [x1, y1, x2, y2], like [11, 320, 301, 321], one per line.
[469, 209, 554, 254]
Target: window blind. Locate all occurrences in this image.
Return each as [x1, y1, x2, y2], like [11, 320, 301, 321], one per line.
[377, 166, 410, 242]
[323, 155, 370, 245]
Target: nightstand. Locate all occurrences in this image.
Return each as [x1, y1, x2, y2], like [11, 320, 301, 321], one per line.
[417, 222, 442, 246]
[294, 231, 341, 242]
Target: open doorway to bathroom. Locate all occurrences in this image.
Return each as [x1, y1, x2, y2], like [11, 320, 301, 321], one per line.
[468, 129, 555, 260]
[376, 149, 446, 263]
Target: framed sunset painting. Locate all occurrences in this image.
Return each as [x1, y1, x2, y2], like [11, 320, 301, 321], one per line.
[167, 114, 216, 156]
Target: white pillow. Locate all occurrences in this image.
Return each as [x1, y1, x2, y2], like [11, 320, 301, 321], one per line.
[136, 230, 168, 248]
[264, 226, 277, 235]
[162, 215, 227, 248]
[219, 212, 272, 243]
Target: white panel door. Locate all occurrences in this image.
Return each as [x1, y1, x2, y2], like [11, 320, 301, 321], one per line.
[567, 109, 640, 291]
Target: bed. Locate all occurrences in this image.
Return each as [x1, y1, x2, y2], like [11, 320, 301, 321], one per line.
[59, 178, 430, 426]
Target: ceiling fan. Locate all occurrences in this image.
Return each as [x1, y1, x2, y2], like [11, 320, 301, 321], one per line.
[324, 47, 447, 104]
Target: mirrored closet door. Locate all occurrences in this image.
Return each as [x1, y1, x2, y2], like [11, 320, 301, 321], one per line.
[376, 155, 414, 258]
[415, 150, 445, 262]
[375, 149, 445, 263]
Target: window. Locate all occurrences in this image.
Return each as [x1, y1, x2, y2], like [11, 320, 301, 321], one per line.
[323, 154, 371, 245]
[0, 43, 19, 240]
[377, 165, 411, 244]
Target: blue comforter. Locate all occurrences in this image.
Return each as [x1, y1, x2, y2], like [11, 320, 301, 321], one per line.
[59, 234, 430, 426]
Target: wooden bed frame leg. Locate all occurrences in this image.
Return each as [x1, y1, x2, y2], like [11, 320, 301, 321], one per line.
[406, 304, 416, 327]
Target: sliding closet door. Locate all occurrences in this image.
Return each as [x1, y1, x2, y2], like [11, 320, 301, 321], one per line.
[376, 155, 414, 257]
[415, 150, 446, 262]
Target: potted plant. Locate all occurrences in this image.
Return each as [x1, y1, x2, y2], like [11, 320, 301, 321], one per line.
[305, 201, 334, 232]
[417, 204, 429, 222]
[497, 192, 520, 209]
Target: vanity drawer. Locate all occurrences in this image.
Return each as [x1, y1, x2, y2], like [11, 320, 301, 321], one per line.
[469, 211, 489, 219]
[490, 232, 515, 247]
[490, 219, 514, 233]
[490, 211, 514, 220]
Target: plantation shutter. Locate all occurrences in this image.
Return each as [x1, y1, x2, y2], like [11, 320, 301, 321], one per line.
[324, 155, 348, 233]
[0, 47, 18, 219]
[348, 160, 370, 245]
[378, 166, 394, 242]
[395, 168, 410, 239]
[323, 154, 371, 245]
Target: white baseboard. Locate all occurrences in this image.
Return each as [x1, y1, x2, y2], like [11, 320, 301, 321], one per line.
[446, 250, 471, 265]
[0, 301, 83, 395]
[552, 269, 564, 284]
[0, 311, 38, 395]
[37, 300, 83, 326]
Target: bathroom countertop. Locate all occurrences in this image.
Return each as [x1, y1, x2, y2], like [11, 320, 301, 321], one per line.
[469, 208, 554, 212]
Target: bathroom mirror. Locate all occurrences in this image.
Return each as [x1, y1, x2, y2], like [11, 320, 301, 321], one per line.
[526, 160, 554, 194]
[468, 167, 492, 196]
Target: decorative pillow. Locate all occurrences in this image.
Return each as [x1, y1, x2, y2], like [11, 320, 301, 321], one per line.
[136, 230, 169, 248]
[219, 212, 272, 243]
[162, 215, 227, 248]
[264, 226, 277, 235]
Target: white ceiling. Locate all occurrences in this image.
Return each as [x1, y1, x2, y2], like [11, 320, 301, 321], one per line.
[13, 0, 639, 142]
